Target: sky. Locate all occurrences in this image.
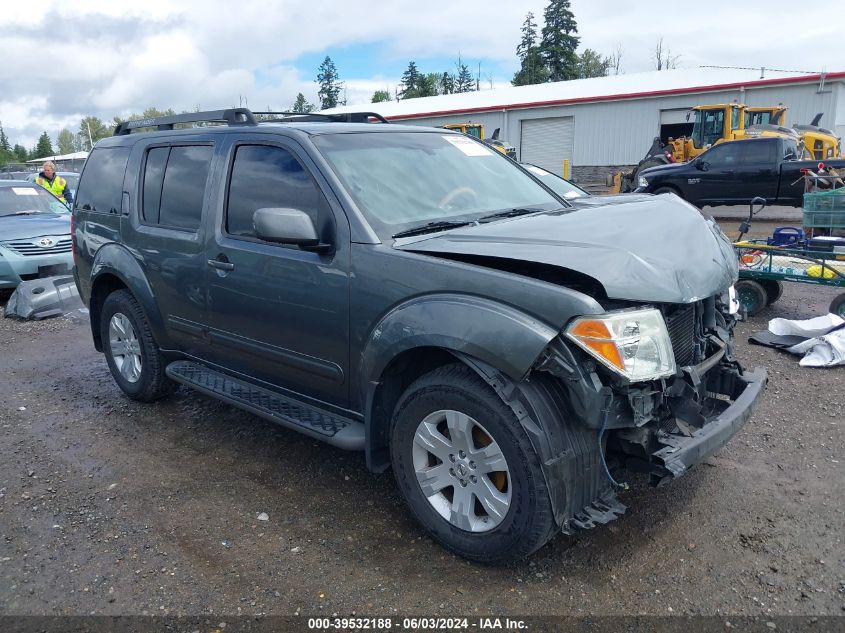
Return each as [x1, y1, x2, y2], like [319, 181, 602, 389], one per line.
[0, 0, 841, 150]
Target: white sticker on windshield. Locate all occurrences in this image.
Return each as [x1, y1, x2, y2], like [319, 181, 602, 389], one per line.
[442, 135, 494, 157]
[11, 187, 38, 196]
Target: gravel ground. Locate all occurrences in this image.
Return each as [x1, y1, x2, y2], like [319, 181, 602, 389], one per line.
[0, 265, 843, 618]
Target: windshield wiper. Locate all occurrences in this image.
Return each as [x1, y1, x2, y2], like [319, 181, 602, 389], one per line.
[392, 220, 474, 239]
[476, 207, 544, 223]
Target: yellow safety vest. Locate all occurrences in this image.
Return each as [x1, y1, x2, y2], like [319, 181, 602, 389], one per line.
[35, 175, 68, 202]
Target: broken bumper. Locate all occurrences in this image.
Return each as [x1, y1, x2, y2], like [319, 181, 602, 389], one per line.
[651, 367, 767, 483]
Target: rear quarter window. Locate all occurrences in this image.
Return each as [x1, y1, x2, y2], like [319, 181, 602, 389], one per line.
[75, 147, 131, 214]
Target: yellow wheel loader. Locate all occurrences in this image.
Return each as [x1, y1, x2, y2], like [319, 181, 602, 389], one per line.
[442, 123, 517, 159]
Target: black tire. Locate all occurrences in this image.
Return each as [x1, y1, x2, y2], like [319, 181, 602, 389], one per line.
[653, 186, 679, 197]
[100, 289, 176, 402]
[390, 364, 556, 564]
[759, 279, 784, 305]
[735, 279, 768, 316]
[830, 293, 845, 318]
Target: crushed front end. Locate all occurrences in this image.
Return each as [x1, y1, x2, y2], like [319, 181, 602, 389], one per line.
[533, 289, 766, 530]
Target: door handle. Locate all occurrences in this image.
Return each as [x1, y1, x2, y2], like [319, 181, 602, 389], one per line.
[207, 258, 234, 271]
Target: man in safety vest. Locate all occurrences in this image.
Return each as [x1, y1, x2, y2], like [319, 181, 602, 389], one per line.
[34, 161, 73, 205]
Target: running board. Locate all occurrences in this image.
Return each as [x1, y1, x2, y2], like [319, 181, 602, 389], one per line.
[165, 361, 364, 450]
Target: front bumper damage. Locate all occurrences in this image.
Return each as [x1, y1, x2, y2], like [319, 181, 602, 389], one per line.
[650, 366, 767, 482]
[527, 323, 767, 534]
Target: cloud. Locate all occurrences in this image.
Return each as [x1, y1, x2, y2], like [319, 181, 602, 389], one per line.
[0, 0, 839, 148]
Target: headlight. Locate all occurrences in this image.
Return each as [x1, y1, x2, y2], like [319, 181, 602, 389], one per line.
[638, 175, 648, 188]
[565, 308, 676, 382]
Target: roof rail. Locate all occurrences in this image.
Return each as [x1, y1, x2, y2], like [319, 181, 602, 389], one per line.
[251, 111, 390, 124]
[113, 108, 257, 136]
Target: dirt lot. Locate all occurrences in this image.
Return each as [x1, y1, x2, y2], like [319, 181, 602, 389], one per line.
[1, 269, 843, 617]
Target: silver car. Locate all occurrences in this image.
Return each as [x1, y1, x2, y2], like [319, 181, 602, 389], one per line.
[0, 181, 73, 290]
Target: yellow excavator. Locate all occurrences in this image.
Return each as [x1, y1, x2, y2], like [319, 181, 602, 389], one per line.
[612, 104, 842, 192]
[442, 123, 517, 159]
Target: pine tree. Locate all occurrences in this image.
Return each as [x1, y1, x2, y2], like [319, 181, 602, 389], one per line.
[439, 72, 455, 95]
[371, 90, 391, 103]
[399, 61, 421, 99]
[34, 131, 54, 159]
[540, 0, 580, 82]
[455, 56, 474, 93]
[0, 122, 10, 151]
[316, 56, 343, 110]
[77, 116, 110, 151]
[512, 12, 549, 86]
[57, 128, 76, 154]
[291, 93, 315, 113]
[577, 49, 610, 78]
[13, 144, 28, 162]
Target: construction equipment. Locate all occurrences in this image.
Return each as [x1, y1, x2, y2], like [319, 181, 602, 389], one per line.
[612, 104, 842, 192]
[441, 123, 517, 159]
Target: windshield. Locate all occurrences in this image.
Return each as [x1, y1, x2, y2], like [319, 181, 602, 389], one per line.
[313, 131, 563, 238]
[692, 109, 725, 149]
[521, 164, 589, 199]
[0, 186, 69, 217]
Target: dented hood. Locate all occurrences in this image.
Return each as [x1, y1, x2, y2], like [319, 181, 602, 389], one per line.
[395, 194, 738, 303]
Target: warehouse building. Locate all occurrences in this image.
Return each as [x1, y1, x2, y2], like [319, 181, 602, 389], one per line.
[324, 67, 845, 183]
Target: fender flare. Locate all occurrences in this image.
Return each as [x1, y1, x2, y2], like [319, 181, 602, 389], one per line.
[360, 294, 561, 394]
[89, 243, 170, 350]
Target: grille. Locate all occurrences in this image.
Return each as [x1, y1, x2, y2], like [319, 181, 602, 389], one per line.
[1, 237, 72, 257]
[665, 303, 697, 367]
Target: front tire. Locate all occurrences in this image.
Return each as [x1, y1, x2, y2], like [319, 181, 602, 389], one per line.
[390, 364, 556, 564]
[100, 290, 176, 402]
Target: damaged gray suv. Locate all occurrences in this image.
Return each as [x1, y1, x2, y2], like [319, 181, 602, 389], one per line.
[72, 109, 766, 564]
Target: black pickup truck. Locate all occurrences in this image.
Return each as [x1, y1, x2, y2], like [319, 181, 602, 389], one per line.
[635, 137, 845, 207]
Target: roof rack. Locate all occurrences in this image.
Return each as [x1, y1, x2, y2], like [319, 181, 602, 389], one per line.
[251, 111, 390, 124]
[113, 108, 257, 136]
[112, 108, 389, 136]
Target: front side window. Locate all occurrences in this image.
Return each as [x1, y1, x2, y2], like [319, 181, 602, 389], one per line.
[225, 144, 329, 239]
[313, 132, 562, 239]
[75, 147, 130, 213]
[141, 145, 212, 231]
[702, 143, 741, 166]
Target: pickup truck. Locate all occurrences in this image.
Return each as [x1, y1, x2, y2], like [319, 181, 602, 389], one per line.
[635, 137, 845, 207]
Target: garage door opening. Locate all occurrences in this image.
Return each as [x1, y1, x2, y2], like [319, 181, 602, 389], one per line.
[659, 109, 693, 143]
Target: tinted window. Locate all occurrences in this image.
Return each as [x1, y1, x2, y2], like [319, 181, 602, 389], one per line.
[741, 141, 775, 164]
[226, 145, 328, 238]
[703, 143, 740, 166]
[142, 147, 168, 224]
[75, 147, 130, 213]
[159, 146, 212, 230]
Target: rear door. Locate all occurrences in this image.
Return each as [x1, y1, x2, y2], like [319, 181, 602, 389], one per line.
[202, 135, 351, 408]
[737, 140, 779, 202]
[124, 138, 217, 355]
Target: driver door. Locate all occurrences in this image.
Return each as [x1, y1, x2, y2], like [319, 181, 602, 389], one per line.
[202, 138, 351, 408]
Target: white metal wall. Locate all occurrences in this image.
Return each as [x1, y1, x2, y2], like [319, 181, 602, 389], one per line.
[388, 78, 843, 166]
[518, 117, 574, 175]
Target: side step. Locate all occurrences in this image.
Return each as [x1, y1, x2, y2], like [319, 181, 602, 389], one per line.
[165, 361, 365, 450]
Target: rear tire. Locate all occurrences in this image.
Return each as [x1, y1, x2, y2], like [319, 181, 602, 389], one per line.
[735, 279, 768, 316]
[830, 293, 845, 318]
[760, 280, 783, 305]
[390, 364, 556, 564]
[100, 290, 176, 402]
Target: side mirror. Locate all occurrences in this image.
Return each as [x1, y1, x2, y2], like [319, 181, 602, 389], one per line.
[695, 159, 709, 172]
[253, 208, 331, 252]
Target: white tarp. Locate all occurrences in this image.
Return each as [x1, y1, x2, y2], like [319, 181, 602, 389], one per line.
[768, 314, 845, 367]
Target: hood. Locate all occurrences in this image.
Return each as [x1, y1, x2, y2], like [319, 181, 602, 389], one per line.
[640, 162, 687, 179]
[396, 194, 737, 304]
[568, 193, 654, 208]
[0, 214, 70, 242]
